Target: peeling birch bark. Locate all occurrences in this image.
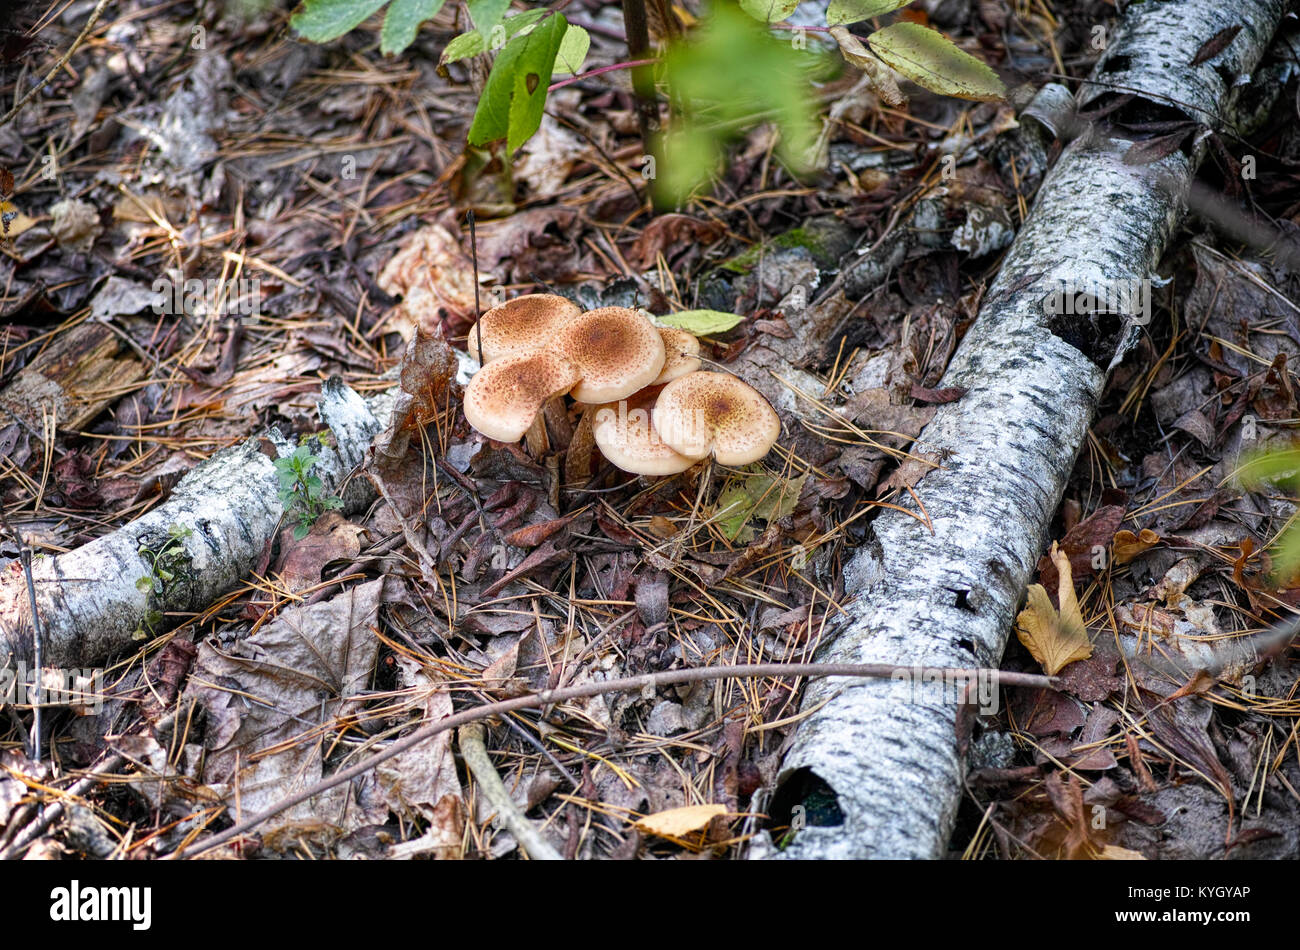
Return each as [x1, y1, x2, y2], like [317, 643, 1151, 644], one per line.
[0, 378, 395, 668]
[751, 0, 1289, 860]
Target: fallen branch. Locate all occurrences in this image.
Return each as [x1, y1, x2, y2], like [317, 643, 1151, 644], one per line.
[0, 379, 396, 668]
[749, 0, 1291, 860]
[169, 662, 1054, 859]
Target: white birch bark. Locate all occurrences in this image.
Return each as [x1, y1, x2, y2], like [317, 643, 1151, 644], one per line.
[0, 379, 395, 668]
[751, 0, 1290, 859]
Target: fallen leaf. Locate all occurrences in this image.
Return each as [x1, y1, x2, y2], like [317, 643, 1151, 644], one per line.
[1097, 844, 1147, 860]
[1017, 542, 1094, 675]
[1112, 528, 1159, 565]
[633, 803, 727, 838]
[1189, 24, 1241, 66]
[658, 309, 745, 336]
[275, 511, 364, 592]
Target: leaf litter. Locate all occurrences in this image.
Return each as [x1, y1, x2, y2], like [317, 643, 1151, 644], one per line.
[0, 0, 1296, 864]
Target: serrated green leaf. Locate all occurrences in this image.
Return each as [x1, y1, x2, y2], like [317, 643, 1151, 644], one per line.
[658, 309, 745, 335]
[867, 21, 1005, 101]
[826, 0, 914, 26]
[552, 25, 590, 76]
[441, 29, 485, 64]
[739, 0, 801, 23]
[468, 13, 568, 152]
[467, 0, 512, 35]
[380, 0, 445, 55]
[291, 0, 390, 43]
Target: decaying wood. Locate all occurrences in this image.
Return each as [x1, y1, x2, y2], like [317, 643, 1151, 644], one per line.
[0, 322, 146, 433]
[0, 378, 395, 668]
[748, 0, 1290, 859]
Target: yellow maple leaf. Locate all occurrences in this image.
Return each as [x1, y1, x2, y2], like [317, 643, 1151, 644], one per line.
[1016, 541, 1093, 675]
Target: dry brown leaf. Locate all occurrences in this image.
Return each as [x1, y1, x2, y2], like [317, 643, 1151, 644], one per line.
[1016, 542, 1093, 675]
[1112, 528, 1159, 565]
[633, 803, 727, 838]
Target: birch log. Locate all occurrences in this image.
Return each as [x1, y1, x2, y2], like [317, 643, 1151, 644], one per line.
[0, 379, 395, 668]
[750, 0, 1289, 860]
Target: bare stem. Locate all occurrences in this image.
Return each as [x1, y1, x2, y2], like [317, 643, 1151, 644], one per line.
[620, 0, 663, 210]
[548, 58, 658, 93]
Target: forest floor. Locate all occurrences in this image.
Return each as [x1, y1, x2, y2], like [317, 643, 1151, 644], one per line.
[1, 0, 1299, 860]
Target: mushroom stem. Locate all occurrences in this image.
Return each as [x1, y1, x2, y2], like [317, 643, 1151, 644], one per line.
[524, 412, 550, 457]
[542, 394, 573, 450]
[565, 405, 597, 485]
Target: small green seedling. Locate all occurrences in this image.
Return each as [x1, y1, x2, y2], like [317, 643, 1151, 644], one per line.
[134, 523, 193, 640]
[276, 444, 344, 540]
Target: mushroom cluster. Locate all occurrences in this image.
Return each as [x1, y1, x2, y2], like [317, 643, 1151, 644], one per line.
[462, 294, 780, 476]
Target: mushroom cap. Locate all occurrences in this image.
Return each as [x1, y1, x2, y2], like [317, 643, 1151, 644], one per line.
[592, 390, 706, 476]
[652, 327, 702, 385]
[556, 307, 667, 403]
[652, 371, 781, 465]
[463, 350, 580, 442]
[467, 294, 581, 363]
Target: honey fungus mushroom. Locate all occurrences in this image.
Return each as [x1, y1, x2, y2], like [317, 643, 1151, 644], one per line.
[466, 293, 581, 363]
[462, 350, 580, 442]
[652, 371, 781, 465]
[462, 304, 670, 447]
[651, 327, 702, 385]
[553, 307, 666, 403]
[591, 388, 707, 476]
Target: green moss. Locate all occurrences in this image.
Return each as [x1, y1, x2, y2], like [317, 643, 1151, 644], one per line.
[719, 225, 835, 275]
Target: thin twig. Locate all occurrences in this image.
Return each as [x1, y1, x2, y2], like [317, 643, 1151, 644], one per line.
[172, 661, 1054, 858]
[548, 58, 657, 93]
[459, 722, 563, 860]
[0, 0, 113, 129]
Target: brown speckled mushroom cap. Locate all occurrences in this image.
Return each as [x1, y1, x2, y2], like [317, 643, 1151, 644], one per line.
[652, 327, 702, 385]
[463, 350, 580, 442]
[467, 294, 581, 364]
[592, 389, 707, 476]
[652, 371, 781, 465]
[555, 307, 666, 404]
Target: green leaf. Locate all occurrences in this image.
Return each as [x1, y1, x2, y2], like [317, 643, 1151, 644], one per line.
[441, 30, 484, 63]
[866, 21, 1005, 101]
[658, 310, 746, 335]
[468, 13, 568, 153]
[826, 0, 914, 25]
[660, 4, 826, 202]
[552, 25, 590, 76]
[290, 0, 390, 43]
[739, 0, 801, 23]
[294, 522, 311, 541]
[715, 472, 807, 542]
[467, 0, 512, 35]
[380, 0, 445, 55]
[504, 9, 548, 36]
